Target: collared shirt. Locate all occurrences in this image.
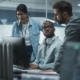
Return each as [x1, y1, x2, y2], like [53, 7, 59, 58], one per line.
[22, 22, 31, 46]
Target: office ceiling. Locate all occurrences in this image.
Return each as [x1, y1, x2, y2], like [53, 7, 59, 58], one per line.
[0, 0, 80, 13]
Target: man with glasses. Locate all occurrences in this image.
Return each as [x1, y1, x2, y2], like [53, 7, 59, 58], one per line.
[30, 20, 62, 70]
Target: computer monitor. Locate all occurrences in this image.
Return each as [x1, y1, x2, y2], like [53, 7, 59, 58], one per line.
[60, 42, 80, 80]
[2, 37, 30, 69]
[0, 42, 13, 80]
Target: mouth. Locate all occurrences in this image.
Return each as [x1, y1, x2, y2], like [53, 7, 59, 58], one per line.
[45, 32, 50, 35]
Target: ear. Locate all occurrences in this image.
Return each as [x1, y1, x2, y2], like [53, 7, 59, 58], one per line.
[63, 12, 67, 18]
[26, 13, 28, 15]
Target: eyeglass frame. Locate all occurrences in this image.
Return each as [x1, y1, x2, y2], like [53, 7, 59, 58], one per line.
[42, 26, 53, 30]
[16, 13, 26, 16]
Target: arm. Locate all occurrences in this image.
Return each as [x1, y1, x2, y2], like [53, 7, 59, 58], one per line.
[53, 26, 77, 73]
[30, 45, 42, 69]
[30, 53, 40, 69]
[29, 63, 40, 69]
[38, 21, 42, 31]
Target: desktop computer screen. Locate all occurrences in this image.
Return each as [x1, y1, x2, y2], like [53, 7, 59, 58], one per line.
[3, 37, 30, 69]
[60, 42, 80, 80]
[0, 42, 13, 80]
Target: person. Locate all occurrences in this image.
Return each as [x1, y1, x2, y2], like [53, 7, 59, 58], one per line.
[12, 4, 42, 62]
[42, 1, 80, 73]
[30, 20, 62, 70]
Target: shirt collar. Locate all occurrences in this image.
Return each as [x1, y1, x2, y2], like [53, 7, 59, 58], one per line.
[43, 36, 58, 44]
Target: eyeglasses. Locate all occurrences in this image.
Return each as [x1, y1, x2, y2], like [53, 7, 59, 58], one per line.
[42, 26, 53, 29]
[16, 13, 25, 16]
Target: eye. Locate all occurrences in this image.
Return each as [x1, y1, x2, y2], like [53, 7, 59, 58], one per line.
[16, 13, 25, 16]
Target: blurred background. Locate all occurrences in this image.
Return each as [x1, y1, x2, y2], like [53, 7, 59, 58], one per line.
[0, 0, 80, 43]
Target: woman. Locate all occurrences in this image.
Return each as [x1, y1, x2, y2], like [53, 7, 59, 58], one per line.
[12, 4, 42, 62]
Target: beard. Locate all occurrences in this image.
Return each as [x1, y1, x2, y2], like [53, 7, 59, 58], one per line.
[45, 33, 54, 38]
[58, 15, 66, 24]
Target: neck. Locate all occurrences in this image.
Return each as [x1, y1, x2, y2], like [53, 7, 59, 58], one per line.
[46, 35, 54, 38]
[65, 16, 71, 24]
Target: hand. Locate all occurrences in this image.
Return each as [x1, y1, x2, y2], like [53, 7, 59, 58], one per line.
[40, 69, 53, 72]
[30, 63, 39, 69]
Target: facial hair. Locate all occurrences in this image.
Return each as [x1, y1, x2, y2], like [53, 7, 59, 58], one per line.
[45, 33, 54, 38]
[58, 14, 66, 24]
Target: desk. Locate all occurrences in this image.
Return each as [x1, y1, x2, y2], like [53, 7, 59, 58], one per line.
[21, 69, 58, 74]
[13, 69, 59, 80]
[13, 68, 58, 74]
[21, 69, 41, 73]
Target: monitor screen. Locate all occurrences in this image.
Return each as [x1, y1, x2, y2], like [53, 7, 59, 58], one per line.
[2, 37, 30, 69]
[0, 42, 13, 80]
[60, 42, 80, 80]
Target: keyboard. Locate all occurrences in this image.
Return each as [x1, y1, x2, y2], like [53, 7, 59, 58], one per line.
[13, 65, 30, 73]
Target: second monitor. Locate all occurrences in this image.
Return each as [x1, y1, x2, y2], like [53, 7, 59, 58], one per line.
[3, 37, 30, 69]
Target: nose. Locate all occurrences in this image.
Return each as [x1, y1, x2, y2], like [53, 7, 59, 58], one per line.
[18, 15, 22, 18]
[45, 27, 49, 31]
[18, 15, 22, 20]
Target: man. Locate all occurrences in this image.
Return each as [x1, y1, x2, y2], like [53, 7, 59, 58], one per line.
[43, 1, 80, 72]
[30, 20, 62, 70]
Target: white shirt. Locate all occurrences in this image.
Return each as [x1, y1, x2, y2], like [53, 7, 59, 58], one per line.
[22, 22, 31, 46]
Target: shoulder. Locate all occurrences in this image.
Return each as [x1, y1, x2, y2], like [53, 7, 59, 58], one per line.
[12, 20, 20, 30]
[66, 15, 80, 30]
[38, 39, 46, 50]
[54, 36, 62, 43]
[13, 20, 19, 24]
[53, 36, 62, 47]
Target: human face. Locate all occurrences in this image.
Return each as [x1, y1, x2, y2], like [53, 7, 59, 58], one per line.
[16, 10, 27, 23]
[43, 22, 55, 38]
[54, 8, 66, 24]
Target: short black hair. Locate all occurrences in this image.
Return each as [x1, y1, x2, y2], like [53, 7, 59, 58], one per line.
[52, 1, 72, 16]
[16, 4, 28, 13]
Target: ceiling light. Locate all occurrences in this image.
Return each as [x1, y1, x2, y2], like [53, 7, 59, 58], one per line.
[78, 4, 80, 6]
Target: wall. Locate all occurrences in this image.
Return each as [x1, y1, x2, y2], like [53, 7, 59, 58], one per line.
[0, 9, 65, 43]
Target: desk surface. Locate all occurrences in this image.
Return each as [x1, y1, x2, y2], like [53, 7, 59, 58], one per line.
[13, 68, 58, 74]
[13, 69, 59, 80]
